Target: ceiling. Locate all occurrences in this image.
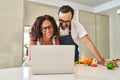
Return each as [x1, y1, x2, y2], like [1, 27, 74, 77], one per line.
[64, 0, 113, 7]
[64, 0, 120, 15]
[29, 0, 120, 15]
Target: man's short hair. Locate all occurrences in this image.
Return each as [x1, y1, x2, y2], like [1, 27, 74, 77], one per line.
[58, 5, 74, 19]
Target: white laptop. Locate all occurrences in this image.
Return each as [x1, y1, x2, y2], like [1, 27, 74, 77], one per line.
[31, 45, 75, 75]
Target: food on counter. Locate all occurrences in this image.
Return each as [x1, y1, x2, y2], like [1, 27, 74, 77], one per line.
[79, 56, 98, 67]
[79, 56, 89, 64]
[75, 61, 79, 64]
[112, 59, 120, 62]
[111, 59, 120, 67]
[91, 58, 98, 67]
[107, 62, 115, 70]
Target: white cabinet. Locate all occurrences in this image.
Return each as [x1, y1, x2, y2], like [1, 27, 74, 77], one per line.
[0, 0, 23, 68]
[79, 11, 96, 58]
[96, 14, 110, 59]
[79, 10, 109, 59]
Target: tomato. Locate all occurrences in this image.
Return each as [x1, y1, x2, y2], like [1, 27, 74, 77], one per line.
[91, 64, 97, 67]
[84, 60, 90, 64]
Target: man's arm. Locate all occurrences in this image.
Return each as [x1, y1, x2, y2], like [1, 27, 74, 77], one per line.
[81, 34, 105, 65]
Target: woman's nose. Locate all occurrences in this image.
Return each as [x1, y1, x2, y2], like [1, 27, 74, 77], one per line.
[46, 28, 51, 32]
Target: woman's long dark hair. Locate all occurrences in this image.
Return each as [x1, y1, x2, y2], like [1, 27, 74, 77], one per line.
[30, 15, 59, 42]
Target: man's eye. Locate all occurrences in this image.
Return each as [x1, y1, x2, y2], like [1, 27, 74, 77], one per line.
[43, 27, 47, 29]
[59, 19, 63, 22]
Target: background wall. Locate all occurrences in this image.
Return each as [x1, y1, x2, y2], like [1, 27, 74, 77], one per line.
[0, 0, 24, 68]
[100, 7, 120, 59]
[24, 1, 78, 26]
[109, 13, 120, 59]
[79, 11, 109, 59]
[24, 1, 59, 26]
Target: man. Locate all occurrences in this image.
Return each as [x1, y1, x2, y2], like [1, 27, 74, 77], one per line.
[57, 5, 105, 65]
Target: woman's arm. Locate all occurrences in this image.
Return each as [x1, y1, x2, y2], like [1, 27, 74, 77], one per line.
[55, 36, 60, 45]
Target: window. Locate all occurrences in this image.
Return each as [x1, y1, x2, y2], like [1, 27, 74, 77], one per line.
[24, 26, 31, 60]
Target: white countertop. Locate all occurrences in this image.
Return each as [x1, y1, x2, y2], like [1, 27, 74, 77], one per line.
[0, 65, 120, 80]
[0, 67, 23, 80]
[74, 65, 120, 80]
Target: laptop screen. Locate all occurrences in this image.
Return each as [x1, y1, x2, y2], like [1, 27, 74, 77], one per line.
[31, 45, 75, 74]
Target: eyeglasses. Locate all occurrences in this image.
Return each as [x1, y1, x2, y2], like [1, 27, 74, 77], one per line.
[41, 25, 53, 32]
[59, 19, 71, 24]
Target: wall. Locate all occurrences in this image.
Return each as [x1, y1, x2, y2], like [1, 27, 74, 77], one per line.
[79, 11, 109, 59]
[24, 1, 59, 26]
[79, 11, 96, 58]
[100, 7, 120, 59]
[96, 14, 109, 59]
[24, 1, 78, 26]
[0, 0, 24, 68]
[109, 14, 120, 59]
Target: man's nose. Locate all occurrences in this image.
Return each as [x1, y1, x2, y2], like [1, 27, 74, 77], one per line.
[62, 22, 66, 26]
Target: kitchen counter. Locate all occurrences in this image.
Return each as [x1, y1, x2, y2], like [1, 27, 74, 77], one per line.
[0, 64, 120, 80]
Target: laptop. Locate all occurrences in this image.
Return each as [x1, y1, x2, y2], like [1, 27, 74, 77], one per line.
[31, 45, 75, 75]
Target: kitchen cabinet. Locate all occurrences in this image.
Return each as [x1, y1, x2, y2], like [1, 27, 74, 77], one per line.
[96, 14, 110, 59]
[79, 10, 109, 59]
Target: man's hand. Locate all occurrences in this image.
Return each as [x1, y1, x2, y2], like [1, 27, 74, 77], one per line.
[111, 60, 119, 67]
[104, 60, 119, 68]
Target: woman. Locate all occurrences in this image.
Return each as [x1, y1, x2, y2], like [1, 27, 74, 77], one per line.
[29, 15, 59, 59]
[22, 15, 59, 67]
